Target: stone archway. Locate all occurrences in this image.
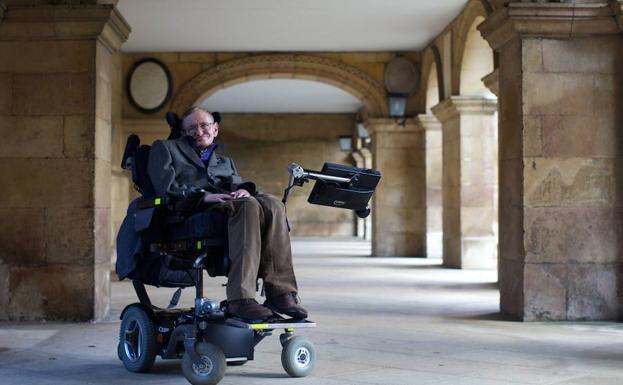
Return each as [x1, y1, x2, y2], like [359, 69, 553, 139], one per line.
[459, 16, 495, 96]
[418, 45, 445, 114]
[170, 54, 388, 118]
[452, 0, 493, 95]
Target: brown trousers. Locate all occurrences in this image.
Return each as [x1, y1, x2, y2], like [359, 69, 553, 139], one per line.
[213, 193, 297, 300]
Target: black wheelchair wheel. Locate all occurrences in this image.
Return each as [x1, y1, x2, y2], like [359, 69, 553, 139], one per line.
[281, 336, 316, 377]
[181, 342, 226, 385]
[118, 305, 157, 373]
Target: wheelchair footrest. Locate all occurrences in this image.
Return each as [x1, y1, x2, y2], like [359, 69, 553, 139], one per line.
[225, 317, 316, 331]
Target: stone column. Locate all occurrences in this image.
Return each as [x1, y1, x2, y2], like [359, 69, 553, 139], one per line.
[415, 114, 443, 258]
[0, 2, 130, 321]
[431, 97, 498, 269]
[480, 2, 623, 320]
[368, 119, 426, 257]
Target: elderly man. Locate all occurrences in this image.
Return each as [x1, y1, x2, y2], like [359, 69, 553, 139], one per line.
[147, 106, 307, 320]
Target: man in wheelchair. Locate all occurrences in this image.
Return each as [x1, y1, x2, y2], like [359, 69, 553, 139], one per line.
[115, 105, 379, 383]
[147, 106, 307, 321]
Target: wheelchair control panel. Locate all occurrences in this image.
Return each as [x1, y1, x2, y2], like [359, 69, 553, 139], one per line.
[282, 162, 381, 218]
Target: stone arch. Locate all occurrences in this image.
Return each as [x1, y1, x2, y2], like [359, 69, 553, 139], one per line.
[171, 54, 388, 117]
[452, 0, 494, 95]
[459, 16, 495, 96]
[420, 45, 445, 113]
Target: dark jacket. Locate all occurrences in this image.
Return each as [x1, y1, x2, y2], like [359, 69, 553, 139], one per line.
[147, 137, 256, 204]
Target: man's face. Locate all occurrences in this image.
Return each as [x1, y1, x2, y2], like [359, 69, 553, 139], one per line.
[183, 110, 218, 149]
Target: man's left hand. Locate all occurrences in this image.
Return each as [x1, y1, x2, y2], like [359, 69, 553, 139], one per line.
[230, 189, 251, 199]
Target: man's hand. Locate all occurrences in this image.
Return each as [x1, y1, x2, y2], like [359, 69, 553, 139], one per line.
[202, 192, 234, 203]
[230, 189, 251, 199]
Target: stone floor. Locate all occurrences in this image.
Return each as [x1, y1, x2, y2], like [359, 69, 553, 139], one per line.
[1, 238, 623, 385]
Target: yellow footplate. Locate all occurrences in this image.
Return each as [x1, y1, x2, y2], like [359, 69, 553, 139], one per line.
[226, 318, 316, 330]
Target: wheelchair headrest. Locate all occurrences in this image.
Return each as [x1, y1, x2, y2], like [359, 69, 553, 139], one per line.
[166, 112, 182, 140]
[121, 134, 140, 170]
[166, 110, 222, 140]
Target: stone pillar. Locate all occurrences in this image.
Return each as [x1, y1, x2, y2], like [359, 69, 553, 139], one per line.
[431, 97, 498, 269]
[416, 114, 443, 258]
[368, 119, 426, 257]
[0, 3, 129, 321]
[480, 2, 623, 320]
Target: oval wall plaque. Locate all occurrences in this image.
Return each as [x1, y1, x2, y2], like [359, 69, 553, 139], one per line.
[127, 58, 172, 113]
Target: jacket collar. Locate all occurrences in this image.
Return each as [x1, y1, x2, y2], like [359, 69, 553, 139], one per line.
[174, 136, 220, 169]
[174, 136, 205, 169]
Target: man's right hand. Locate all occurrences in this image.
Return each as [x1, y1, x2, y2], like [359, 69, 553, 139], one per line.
[202, 192, 234, 203]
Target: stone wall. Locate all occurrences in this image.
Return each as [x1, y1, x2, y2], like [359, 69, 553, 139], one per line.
[520, 36, 623, 320]
[0, 3, 128, 320]
[121, 51, 418, 120]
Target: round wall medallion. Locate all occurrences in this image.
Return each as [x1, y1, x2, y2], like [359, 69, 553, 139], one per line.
[127, 58, 172, 113]
[384, 56, 419, 94]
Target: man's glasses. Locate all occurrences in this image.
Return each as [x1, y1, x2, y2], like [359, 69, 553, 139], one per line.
[186, 122, 216, 135]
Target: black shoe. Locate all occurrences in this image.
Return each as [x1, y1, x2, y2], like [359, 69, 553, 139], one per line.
[265, 292, 308, 319]
[227, 299, 273, 321]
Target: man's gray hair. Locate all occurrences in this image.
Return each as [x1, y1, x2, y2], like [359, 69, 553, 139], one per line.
[180, 106, 213, 129]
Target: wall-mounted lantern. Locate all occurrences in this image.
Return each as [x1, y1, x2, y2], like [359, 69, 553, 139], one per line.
[387, 92, 409, 121]
[384, 56, 419, 126]
[338, 135, 353, 152]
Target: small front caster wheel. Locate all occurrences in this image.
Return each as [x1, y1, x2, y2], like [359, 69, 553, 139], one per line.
[355, 207, 371, 218]
[181, 342, 226, 385]
[281, 336, 316, 377]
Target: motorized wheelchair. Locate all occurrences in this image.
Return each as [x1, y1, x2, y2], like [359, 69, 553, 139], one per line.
[115, 112, 381, 385]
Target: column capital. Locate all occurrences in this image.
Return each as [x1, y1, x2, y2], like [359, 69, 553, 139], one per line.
[0, 4, 130, 52]
[414, 114, 441, 131]
[430, 96, 498, 124]
[366, 118, 423, 134]
[479, 2, 620, 51]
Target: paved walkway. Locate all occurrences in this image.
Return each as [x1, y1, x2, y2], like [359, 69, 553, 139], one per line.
[1, 238, 623, 385]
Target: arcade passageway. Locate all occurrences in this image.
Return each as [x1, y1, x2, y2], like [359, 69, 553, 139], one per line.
[1, 4, 623, 385]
